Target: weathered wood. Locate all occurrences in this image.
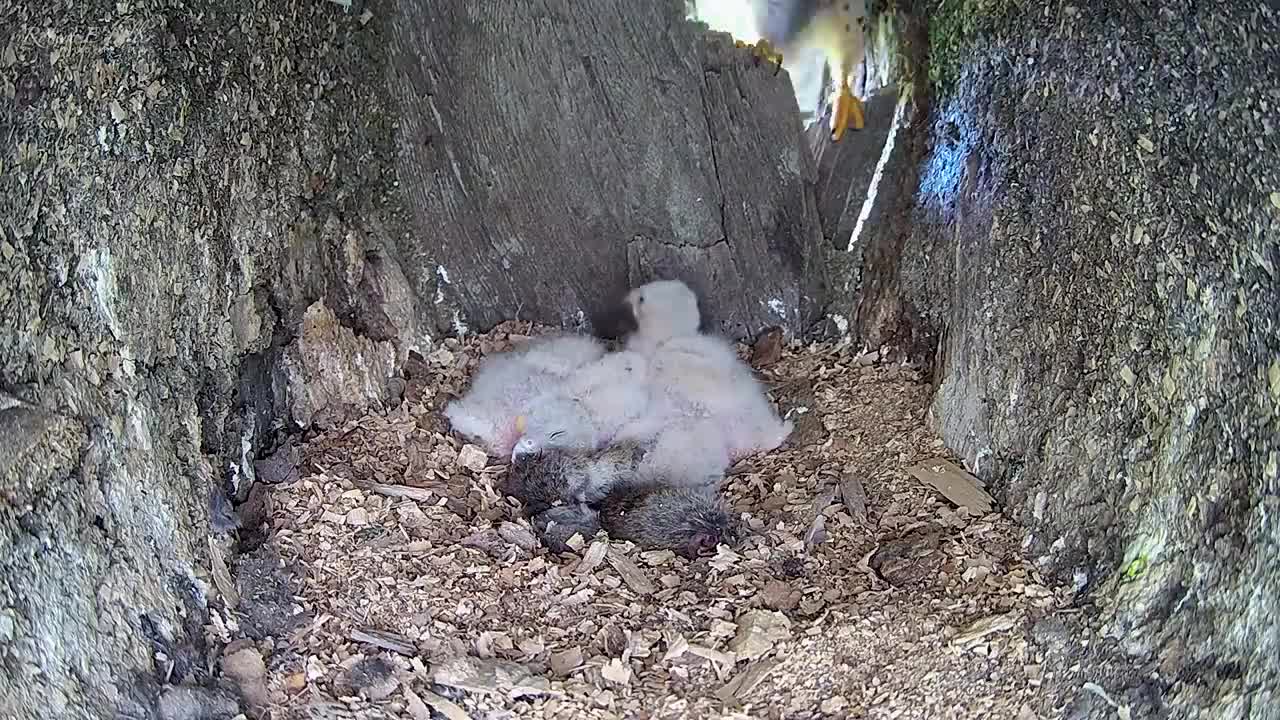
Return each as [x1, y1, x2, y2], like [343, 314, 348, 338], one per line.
[808, 88, 905, 253]
[386, 0, 827, 340]
[906, 457, 996, 515]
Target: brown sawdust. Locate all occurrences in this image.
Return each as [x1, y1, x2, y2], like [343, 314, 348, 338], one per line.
[251, 322, 1073, 719]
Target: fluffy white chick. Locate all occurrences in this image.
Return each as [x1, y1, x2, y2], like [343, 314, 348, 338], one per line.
[622, 279, 793, 460]
[511, 349, 652, 459]
[622, 280, 702, 354]
[635, 417, 732, 487]
[444, 334, 605, 456]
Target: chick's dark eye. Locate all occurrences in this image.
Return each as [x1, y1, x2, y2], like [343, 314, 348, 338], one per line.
[637, 295, 644, 305]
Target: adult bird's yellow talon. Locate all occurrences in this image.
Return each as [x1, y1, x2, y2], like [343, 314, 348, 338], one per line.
[829, 82, 864, 142]
[829, 88, 849, 142]
[694, 0, 872, 134]
[734, 39, 784, 74]
[849, 95, 865, 131]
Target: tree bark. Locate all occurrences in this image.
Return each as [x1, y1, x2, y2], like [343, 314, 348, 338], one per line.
[386, 0, 828, 341]
[829, 1, 1280, 715]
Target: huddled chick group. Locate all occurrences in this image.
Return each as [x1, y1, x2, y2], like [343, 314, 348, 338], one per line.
[443, 280, 793, 559]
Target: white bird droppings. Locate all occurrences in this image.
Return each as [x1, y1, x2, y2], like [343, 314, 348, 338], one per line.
[451, 309, 469, 337]
[829, 313, 850, 336]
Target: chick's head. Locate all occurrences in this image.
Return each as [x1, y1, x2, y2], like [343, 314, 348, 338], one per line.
[510, 395, 595, 461]
[625, 280, 701, 346]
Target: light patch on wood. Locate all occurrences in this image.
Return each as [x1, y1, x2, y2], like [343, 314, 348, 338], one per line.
[716, 658, 781, 705]
[951, 611, 1020, 647]
[907, 457, 995, 514]
[847, 93, 909, 252]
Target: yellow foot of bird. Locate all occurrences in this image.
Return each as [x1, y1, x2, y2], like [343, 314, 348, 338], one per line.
[829, 82, 866, 142]
[733, 38, 783, 74]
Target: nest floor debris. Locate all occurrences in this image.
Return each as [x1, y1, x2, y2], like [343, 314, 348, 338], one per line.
[237, 323, 1077, 719]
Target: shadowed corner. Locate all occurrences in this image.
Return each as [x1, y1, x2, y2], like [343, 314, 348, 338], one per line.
[590, 299, 639, 341]
[690, 284, 715, 335]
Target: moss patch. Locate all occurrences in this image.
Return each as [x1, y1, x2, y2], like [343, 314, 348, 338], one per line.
[926, 0, 1022, 93]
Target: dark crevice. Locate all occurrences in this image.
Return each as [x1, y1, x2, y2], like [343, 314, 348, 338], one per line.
[696, 73, 730, 247]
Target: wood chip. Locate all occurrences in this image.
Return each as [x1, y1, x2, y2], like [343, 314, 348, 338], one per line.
[549, 647, 583, 677]
[221, 646, 268, 710]
[361, 481, 442, 503]
[457, 444, 488, 472]
[686, 644, 736, 678]
[517, 637, 545, 657]
[716, 658, 780, 705]
[661, 632, 690, 663]
[751, 326, 784, 367]
[728, 610, 791, 661]
[600, 657, 631, 686]
[805, 485, 837, 548]
[432, 655, 560, 699]
[403, 688, 435, 720]
[708, 546, 742, 572]
[208, 538, 239, 609]
[762, 580, 799, 611]
[639, 549, 675, 566]
[574, 539, 608, 575]
[821, 696, 849, 714]
[350, 628, 417, 656]
[952, 611, 1021, 647]
[804, 513, 828, 549]
[839, 472, 869, 524]
[907, 457, 995, 514]
[606, 551, 655, 595]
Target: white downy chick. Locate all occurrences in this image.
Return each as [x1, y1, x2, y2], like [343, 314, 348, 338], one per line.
[443, 334, 605, 456]
[622, 280, 701, 354]
[655, 335, 793, 459]
[621, 279, 793, 460]
[511, 350, 652, 459]
[635, 417, 732, 488]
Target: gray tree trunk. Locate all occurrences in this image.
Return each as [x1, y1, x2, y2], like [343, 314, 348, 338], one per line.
[824, 1, 1280, 716]
[388, 0, 828, 341]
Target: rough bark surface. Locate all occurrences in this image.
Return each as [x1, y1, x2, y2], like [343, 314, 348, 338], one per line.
[387, 0, 828, 341]
[833, 1, 1280, 716]
[807, 88, 906, 314]
[0, 0, 416, 716]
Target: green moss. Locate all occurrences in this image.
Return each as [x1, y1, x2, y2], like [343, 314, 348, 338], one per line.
[927, 0, 1021, 94]
[1121, 554, 1149, 583]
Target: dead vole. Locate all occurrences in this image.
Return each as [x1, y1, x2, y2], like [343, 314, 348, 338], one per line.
[598, 479, 736, 559]
[505, 442, 647, 515]
[531, 504, 601, 553]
